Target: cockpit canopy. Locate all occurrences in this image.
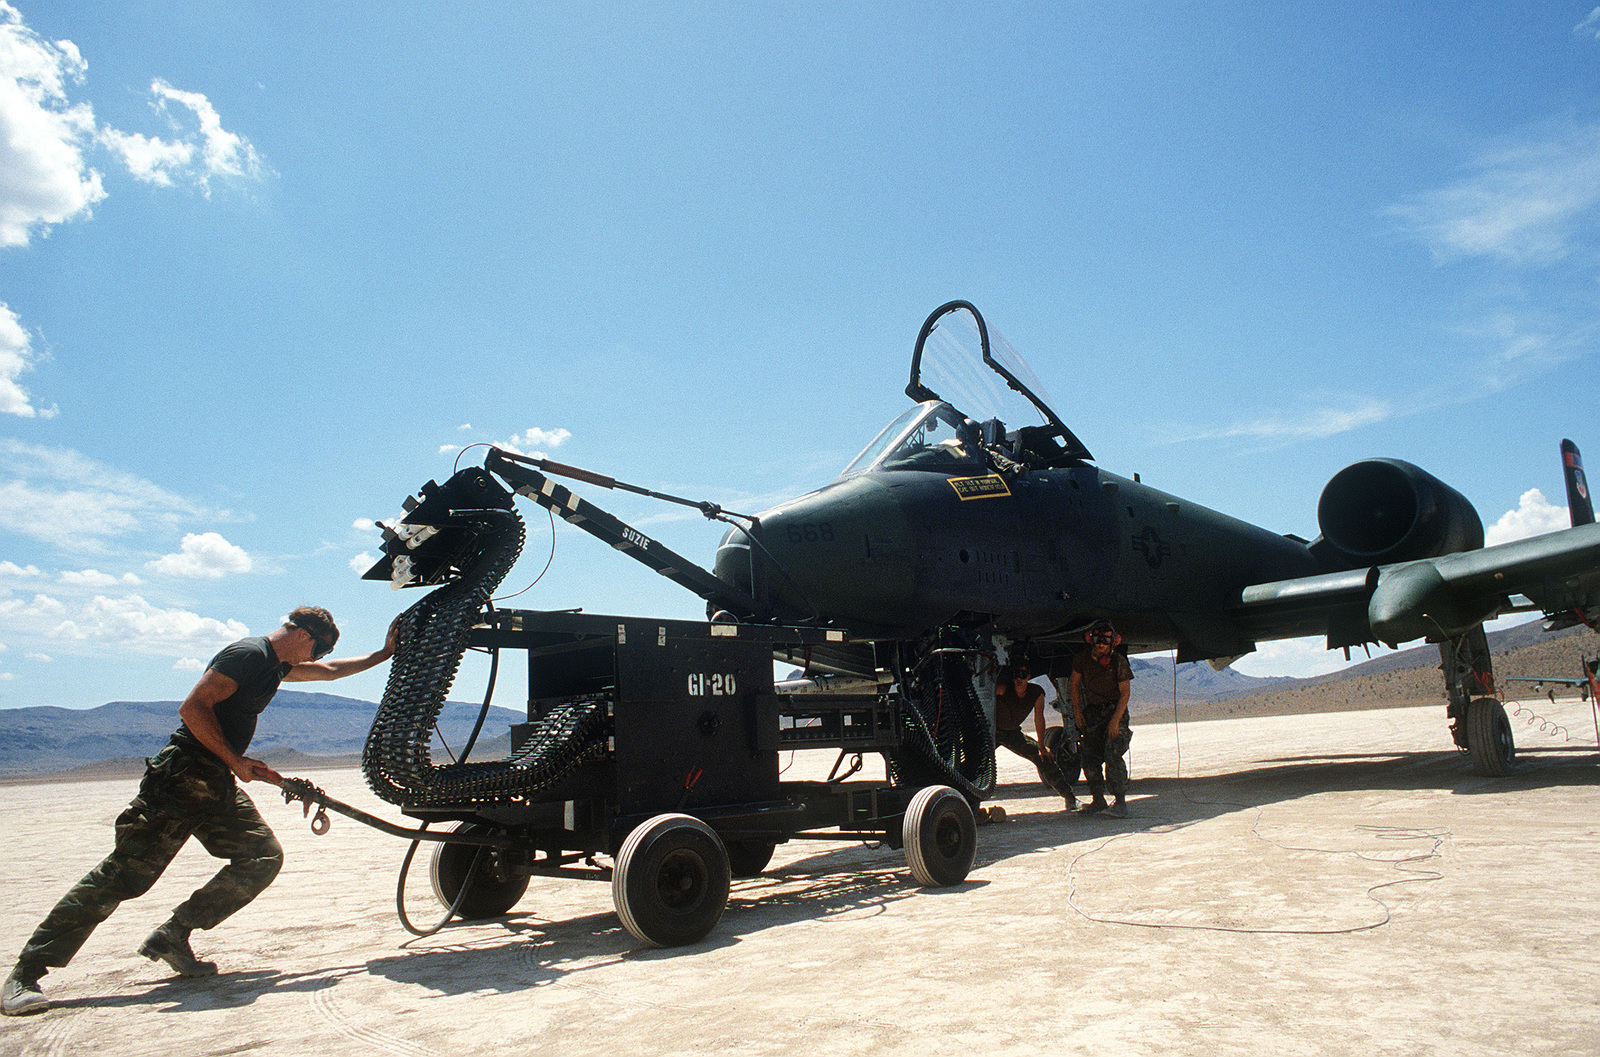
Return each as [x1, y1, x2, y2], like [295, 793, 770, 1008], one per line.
[838, 402, 983, 478]
[908, 300, 1092, 463]
[837, 301, 1093, 480]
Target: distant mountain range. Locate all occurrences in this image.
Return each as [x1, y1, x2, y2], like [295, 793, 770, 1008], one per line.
[1, 620, 1591, 779]
[1130, 618, 1593, 721]
[0, 690, 521, 779]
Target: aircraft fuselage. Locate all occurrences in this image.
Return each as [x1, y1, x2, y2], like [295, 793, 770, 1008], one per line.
[716, 463, 1319, 658]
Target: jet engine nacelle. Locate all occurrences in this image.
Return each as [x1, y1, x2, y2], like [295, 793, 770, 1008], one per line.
[1310, 458, 1484, 570]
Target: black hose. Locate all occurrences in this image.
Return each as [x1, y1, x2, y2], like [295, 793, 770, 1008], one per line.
[459, 606, 499, 764]
[395, 821, 488, 940]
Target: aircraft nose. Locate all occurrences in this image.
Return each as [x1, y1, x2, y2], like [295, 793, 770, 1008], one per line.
[713, 478, 916, 628]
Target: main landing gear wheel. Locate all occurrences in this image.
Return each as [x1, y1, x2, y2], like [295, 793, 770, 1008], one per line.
[430, 824, 530, 919]
[613, 813, 731, 947]
[725, 838, 777, 878]
[903, 785, 977, 887]
[1466, 697, 1515, 777]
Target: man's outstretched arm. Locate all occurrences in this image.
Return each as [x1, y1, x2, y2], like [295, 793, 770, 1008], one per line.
[284, 616, 401, 683]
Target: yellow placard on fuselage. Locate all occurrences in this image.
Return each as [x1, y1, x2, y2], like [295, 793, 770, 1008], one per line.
[947, 474, 1012, 500]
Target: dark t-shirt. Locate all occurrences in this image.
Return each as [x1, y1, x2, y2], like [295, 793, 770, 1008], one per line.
[1072, 650, 1133, 717]
[994, 682, 1045, 731]
[176, 636, 292, 757]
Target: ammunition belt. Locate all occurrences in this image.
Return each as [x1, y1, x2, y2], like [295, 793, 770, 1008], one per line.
[885, 653, 996, 802]
[361, 507, 612, 808]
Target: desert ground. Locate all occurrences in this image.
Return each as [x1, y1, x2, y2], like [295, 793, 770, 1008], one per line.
[2, 696, 1597, 1057]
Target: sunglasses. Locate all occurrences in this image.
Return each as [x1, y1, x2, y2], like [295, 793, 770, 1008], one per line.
[292, 622, 336, 660]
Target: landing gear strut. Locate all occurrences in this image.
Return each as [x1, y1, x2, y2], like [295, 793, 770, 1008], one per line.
[1441, 625, 1514, 776]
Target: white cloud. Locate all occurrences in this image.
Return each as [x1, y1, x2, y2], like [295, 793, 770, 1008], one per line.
[173, 656, 204, 671]
[100, 78, 266, 193]
[1486, 487, 1570, 546]
[1182, 398, 1395, 444]
[352, 517, 376, 532]
[0, 593, 63, 642]
[1577, 8, 1600, 38]
[439, 444, 459, 454]
[0, 592, 64, 621]
[97, 126, 192, 186]
[53, 594, 247, 656]
[1229, 635, 1368, 680]
[145, 531, 252, 578]
[458, 423, 472, 431]
[0, 2, 104, 247]
[24, 650, 48, 661]
[0, 589, 246, 656]
[59, 568, 140, 587]
[520, 427, 572, 449]
[0, 3, 267, 252]
[0, 438, 203, 551]
[1387, 122, 1600, 266]
[0, 302, 57, 417]
[349, 551, 375, 574]
[0, 672, 12, 681]
[0, 560, 41, 577]
[497, 426, 573, 458]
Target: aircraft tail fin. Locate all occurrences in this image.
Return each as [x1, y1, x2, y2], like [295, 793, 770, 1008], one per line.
[1561, 439, 1594, 526]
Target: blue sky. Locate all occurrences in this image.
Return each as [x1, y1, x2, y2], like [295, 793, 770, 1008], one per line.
[0, 2, 1597, 710]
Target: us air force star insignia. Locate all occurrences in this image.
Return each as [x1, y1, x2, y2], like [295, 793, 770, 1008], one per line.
[948, 475, 1012, 500]
[1131, 526, 1171, 569]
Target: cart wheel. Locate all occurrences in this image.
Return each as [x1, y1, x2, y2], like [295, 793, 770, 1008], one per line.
[613, 814, 731, 947]
[903, 785, 977, 887]
[430, 824, 529, 919]
[726, 838, 777, 878]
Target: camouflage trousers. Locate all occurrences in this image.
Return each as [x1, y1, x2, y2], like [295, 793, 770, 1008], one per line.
[994, 727, 1077, 798]
[1078, 716, 1132, 798]
[16, 742, 283, 973]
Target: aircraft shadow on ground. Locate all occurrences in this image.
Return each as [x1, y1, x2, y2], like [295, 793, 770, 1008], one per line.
[974, 740, 1600, 862]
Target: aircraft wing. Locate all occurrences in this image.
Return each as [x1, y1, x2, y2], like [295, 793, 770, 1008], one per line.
[1236, 521, 1600, 649]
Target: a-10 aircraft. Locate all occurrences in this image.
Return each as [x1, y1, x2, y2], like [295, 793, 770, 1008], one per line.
[383, 301, 1600, 782]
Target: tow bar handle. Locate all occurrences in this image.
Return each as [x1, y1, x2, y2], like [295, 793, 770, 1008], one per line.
[276, 777, 513, 847]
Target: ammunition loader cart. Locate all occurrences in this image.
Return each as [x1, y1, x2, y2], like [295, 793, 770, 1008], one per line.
[282, 456, 990, 948]
[431, 610, 974, 946]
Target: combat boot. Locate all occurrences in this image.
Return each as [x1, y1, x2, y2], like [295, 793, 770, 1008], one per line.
[1105, 796, 1128, 818]
[2, 966, 49, 1016]
[1078, 797, 1107, 814]
[138, 921, 217, 977]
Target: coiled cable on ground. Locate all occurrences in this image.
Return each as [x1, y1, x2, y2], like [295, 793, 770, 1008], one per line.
[1063, 651, 1447, 935]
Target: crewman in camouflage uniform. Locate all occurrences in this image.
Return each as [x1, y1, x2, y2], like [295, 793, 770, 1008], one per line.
[1069, 619, 1133, 818]
[2, 606, 397, 1017]
[994, 662, 1077, 809]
